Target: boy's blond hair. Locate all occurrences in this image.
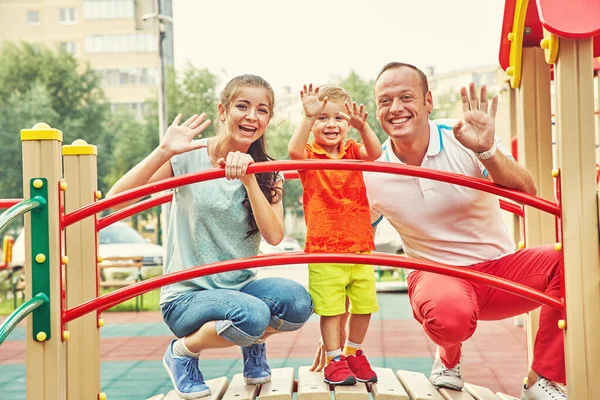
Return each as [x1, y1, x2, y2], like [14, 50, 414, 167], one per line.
[317, 85, 352, 104]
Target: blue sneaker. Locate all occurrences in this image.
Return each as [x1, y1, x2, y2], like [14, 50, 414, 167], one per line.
[163, 339, 211, 399]
[241, 343, 271, 384]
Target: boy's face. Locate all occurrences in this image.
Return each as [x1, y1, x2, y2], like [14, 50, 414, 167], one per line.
[311, 100, 349, 153]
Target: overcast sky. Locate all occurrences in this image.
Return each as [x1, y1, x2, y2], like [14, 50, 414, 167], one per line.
[172, 0, 506, 93]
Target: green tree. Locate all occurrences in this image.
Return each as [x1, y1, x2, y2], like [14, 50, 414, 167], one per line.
[0, 42, 111, 196]
[0, 85, 58, 198]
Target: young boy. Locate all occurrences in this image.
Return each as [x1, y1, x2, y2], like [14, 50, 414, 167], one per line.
[288, 84, 382, 385]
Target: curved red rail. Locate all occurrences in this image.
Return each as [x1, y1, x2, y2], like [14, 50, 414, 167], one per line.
[64, 252, 563, 323]
[0, 199, 22, 209]
[66, 161, 556, 228]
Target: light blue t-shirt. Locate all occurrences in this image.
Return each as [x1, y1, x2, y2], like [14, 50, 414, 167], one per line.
[160, 139, 261, 304]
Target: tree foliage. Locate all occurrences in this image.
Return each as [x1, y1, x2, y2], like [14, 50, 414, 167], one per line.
[0, 42, 109, 197]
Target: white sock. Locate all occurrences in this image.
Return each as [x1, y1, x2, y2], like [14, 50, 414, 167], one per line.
[326, 349, 342, 363]
[173, 338, 199, 358]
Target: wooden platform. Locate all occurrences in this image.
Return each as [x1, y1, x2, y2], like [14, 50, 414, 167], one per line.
[147, 368, 520, 400]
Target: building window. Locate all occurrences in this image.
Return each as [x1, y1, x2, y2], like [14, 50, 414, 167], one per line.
[96, 68, 160, 86]
[60, 41, 77, 55]
[27, 10, 40, 25]
[85, 34, 157, 53]
[59, 7, 76, 24]
[110, 102, 149, 120]
[83, 0, 134, 20]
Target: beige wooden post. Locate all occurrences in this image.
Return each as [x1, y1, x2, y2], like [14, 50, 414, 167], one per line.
[507, 82, 522, 245]
[515, 47, 555, 365]
[554, 38, 600, 399]
[20, 123, 67, 399]
[595, 74, 600, 162]
[63, 140, 104, 400]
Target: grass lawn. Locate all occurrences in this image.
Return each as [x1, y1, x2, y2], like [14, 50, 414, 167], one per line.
[0, 287, 162, 316]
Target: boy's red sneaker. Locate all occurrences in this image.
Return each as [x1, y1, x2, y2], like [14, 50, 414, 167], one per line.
[323, 355, 357, 385]
[346, 350, 378, 383]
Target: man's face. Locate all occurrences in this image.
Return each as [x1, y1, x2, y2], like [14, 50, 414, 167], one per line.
[375, 67, 433, 141]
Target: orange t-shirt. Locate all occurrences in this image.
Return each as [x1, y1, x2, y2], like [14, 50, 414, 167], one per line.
[299, 140, 375, 253]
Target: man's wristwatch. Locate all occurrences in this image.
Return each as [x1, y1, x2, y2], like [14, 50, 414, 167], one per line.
[476, 141, 498, 160]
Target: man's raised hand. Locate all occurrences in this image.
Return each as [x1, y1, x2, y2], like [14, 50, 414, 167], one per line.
[452, 83, 498, 154]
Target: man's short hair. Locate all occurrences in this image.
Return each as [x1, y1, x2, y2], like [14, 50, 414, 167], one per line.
[376, 62, 429, 94]
[318, 85, 352, 104]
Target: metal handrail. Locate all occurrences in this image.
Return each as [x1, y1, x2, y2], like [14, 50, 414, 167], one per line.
[0, 293, 49, 345]
[0, 196, 47, 236]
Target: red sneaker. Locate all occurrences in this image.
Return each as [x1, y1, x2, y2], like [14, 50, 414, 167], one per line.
[323, 355, 357, 385]
[346, 350, 378, 383]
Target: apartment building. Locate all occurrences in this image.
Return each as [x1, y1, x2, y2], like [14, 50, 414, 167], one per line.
[0, 0, 173, 119]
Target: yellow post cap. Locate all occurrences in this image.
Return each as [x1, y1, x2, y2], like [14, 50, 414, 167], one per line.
[518, 241, 525, 249]
[98, 392, 107, 400]
[554, 243, 563, 252]
[540, 38, 549, 49]
[36, 331, 47, 342]
[33, 179, 44, 189]
[63, 138, 98, 155]
[60, 181, 68, 191]
[506, 67, 515, 77]
[62, 256, 69, 265]
[21, 123, 63, 142]
[35, 254, 46, 263]
[98, 318, 105, 328]
[95, 190, 102, 200]
[97, 256, 104, 263]
[63, 330, 70, 341]
[507, 32, 514, 41]
[558, 319, 566, 329]
[552, 169, 560, 177]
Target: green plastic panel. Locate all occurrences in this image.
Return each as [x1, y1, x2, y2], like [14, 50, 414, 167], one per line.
[30, 178, 51, 341]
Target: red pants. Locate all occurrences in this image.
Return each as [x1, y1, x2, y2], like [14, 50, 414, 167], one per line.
[407, 245, 565, 383]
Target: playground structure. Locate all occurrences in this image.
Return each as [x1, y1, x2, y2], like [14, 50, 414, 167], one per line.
[0, 0, 599, 399]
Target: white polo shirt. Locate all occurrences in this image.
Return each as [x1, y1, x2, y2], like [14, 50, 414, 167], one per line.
[364, 119, 515, 267]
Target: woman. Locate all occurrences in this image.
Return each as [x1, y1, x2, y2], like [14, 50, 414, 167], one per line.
[107, 75, 313, 400]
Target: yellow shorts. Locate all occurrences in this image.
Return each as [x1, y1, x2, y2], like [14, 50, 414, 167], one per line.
[308, 262, 379, 316]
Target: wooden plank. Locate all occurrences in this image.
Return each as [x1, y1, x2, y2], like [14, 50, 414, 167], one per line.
[222, 373, 260, 400]
[258, 368, 294, 400]
[463, 383, 500, 400]
[297, 366, 330, 400]
[438, 388, 475, 400]
[164, 377, 229, 400]
[495, 394, 519, 400]
[396, 370, 444, 400]
[333, 382, 368, 400]
[371, 368, 409, 400]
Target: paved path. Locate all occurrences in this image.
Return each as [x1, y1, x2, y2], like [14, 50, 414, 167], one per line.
[0, 293, 528, 399]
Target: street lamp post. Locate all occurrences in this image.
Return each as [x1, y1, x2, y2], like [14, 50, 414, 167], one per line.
[142, 5, 173, 245]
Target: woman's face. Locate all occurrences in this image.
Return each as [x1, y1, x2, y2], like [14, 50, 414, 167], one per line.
[219, 86, 272, 145]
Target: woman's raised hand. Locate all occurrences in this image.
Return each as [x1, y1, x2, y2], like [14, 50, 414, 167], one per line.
[217, 151, 255, 185]
[162, 113, 212, 156]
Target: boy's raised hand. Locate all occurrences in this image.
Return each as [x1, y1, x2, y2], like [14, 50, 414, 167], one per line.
[300, 84, 327, 118]
[340, 101, 368, 132]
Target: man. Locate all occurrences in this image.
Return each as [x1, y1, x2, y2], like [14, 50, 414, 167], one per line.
[363, 62, 565, 400]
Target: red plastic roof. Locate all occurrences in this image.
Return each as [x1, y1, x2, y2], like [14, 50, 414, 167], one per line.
[499, 0, 600, 71]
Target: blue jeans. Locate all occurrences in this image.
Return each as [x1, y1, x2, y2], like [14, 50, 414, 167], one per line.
[161, 277, 314, 347]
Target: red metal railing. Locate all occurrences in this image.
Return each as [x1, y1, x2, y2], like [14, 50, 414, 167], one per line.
[96, 170, 524, 229]
[66, 160, 555, 228]
[0, 199, 22, 209]
[64, 252, 563, 322]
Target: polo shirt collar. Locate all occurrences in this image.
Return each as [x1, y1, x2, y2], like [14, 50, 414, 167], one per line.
[311, 140, 354, 159]
[382, 119, 443, 163]
[426, 120, 443, 157]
